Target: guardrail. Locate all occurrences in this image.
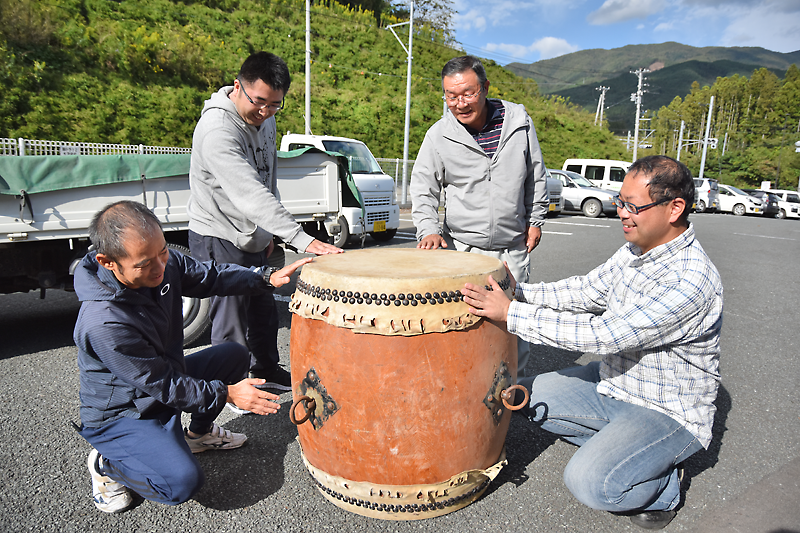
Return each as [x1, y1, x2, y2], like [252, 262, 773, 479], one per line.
[0, 137, 191, 156]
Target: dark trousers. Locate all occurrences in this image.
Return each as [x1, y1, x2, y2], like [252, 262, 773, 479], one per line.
[79, 342, 249, 505]
[188, 231, 280, 375]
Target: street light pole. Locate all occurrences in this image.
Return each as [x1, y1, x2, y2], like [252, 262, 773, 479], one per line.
[305, 0, 311, 135]
[387, 1, 414, 207]
[698, 95, 714, 179]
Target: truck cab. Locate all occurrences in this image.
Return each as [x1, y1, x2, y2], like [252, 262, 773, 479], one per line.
[280, 134, 400, 247]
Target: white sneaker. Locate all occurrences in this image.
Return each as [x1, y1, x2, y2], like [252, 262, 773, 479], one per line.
[87, 449, 133, 513]
[184, 423, 247, 454]
[225, 402, 252, 415]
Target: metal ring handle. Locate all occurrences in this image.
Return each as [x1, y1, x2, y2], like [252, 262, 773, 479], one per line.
[500, 384, 529, 411]
[290, 395, 317, 425]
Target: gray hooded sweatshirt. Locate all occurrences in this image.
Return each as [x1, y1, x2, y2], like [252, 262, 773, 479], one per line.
[187, 86, 314, 253]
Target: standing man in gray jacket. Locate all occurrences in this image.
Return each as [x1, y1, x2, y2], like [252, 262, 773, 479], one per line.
[410, 55, 548, 378]
[188, 52, 341, 394]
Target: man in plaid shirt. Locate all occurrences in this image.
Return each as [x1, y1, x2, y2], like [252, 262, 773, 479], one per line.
[462, 155, 723, 530]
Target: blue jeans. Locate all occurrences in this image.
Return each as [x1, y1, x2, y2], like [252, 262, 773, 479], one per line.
[519, 361, 703, 512]
[79, 342, 248, 505]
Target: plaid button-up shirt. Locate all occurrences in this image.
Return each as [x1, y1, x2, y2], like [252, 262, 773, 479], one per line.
[507, 224, 723, 448]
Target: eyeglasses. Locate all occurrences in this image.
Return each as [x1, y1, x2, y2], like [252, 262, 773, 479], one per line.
[237, 79, 283, 111]
[442, 86, 483, 105]
[613, 195, 673, 214]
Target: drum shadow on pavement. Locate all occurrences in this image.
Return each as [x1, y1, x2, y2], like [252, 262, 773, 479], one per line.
[191, 396, 298, 511]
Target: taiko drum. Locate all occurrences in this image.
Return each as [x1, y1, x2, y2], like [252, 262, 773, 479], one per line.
[288, 249, 527, 520]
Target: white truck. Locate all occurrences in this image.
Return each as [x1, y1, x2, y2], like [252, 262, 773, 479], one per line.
[0, 146, 345, 344]
[280, 134, 400, 247]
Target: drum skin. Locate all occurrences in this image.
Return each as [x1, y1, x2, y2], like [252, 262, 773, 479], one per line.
[290, 314, 518, 486]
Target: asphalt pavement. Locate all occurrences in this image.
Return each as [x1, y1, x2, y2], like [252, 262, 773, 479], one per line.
[1, 211, 798, 532]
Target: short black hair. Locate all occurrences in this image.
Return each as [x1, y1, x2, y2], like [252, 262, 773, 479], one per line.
[628, 155, 695, 224]
[238, 51, 291, 94]
[441, 55, 488, 87]
[89, 201, 163, 261]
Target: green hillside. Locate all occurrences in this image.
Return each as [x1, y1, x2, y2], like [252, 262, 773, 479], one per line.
[507, 41, 800, 92]
[0, 0, 626, 168]
[555, 59, 785, 134]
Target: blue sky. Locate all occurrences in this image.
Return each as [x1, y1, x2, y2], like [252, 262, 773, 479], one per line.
[450, 0, 800, 66]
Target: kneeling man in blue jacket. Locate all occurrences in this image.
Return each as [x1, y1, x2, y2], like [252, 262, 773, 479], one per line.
[73, 200, 312, 513]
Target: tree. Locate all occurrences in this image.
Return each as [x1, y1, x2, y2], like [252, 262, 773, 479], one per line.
[388, 0, 455, 40]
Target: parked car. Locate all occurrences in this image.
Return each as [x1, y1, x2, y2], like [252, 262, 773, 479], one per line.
[562, 158, 630, 191]
[693, 177, 720, 213]
[547, 168, 617, 218]
[717, 184, 764, 216]
[764, 189, 800, 219]
[545, 173, 564, 217]
[742, 189, 780, 217]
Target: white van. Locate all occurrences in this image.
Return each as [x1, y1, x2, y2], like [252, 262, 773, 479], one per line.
[764, 189, 800, 219]
[562, 159, 631, 191]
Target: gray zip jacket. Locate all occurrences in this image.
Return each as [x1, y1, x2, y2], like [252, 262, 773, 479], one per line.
[187, 86, 314, 253]
[411, 99, 548, 250]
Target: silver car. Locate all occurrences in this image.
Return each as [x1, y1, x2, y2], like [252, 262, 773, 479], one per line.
[547, 169, 617, 218]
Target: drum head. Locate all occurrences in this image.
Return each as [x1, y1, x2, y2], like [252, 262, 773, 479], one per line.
[290, 249, 512, 335]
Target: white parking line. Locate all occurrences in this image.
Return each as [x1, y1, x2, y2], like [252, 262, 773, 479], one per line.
[733, 233, 798, 241]
[547, 220, 613, 228]
[543, 231, 573, 235]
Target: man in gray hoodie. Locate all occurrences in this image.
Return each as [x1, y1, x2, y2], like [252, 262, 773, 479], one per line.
[188, 52, 341, 393]
[410, 55, 548, 378]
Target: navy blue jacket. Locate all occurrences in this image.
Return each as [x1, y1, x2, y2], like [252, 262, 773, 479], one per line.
[74, 248, 268, 428]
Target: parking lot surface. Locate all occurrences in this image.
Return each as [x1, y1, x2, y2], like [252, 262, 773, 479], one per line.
[1, 211, 798, 532]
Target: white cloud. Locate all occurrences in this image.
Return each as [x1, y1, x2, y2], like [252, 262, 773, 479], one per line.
[454, 9, 487, 32]
[719, 2, 800, 52]
[587, 0, 667, 25]
[485, 37, 579, 60]
[653, 21, 674, 32]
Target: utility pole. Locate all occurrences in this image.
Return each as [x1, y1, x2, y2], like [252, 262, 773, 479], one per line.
[387, 1, 414, 206]
[630, 68, 649, 162]
[304, 0, 311, 135]
[698, 95, 714, 179]
[594, 86, 609, 126]
[677, 121, 685, 161]
[776, 113, 790, 190]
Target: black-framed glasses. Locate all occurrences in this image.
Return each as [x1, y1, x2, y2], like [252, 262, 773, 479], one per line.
[237, 79, 283, 111]
[613, 195, 672, 214]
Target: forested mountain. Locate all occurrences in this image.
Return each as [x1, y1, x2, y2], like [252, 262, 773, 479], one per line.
[507, 41, 799, 187]
[507, 42, 800, 92]
[0, 0, 626, 168]
[640, 66, 800, 188]
[555, 59, 786, 134]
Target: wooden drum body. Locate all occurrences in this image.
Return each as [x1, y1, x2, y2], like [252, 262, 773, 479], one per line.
[288, 249, 526, 520]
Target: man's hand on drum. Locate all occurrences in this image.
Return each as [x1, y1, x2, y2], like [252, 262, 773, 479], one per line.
[227, 379, 281, 415]
[463, 274, 512, 324]
[417, 233, 447, 250]
[268, 257, 315, 288]
[305, 239, 344, 255]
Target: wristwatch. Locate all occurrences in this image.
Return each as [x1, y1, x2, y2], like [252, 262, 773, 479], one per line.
[261, 266, 279, 289]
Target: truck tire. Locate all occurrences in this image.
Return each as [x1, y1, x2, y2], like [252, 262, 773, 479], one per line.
[168, 244, 211, 346]
[370, 228, 397, 242]
[331, 216, 350, 248]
